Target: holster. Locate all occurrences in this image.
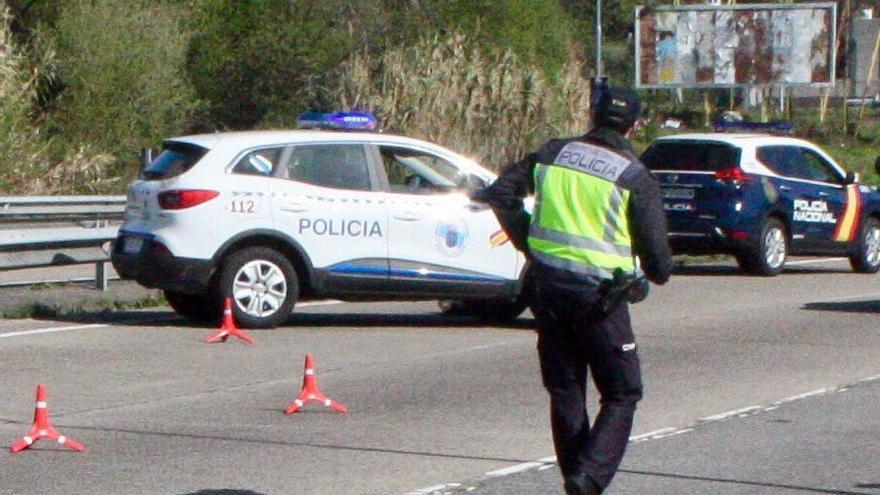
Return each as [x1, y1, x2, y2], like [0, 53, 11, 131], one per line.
[597, 268, 649, 316]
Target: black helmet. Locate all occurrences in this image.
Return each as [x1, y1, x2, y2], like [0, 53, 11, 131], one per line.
[594, 86, 641, 133]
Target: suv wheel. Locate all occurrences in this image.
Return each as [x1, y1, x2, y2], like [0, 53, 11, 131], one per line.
[439, 272, 534, 322]
[742, 218, 787, 276]
[164, 290, 222, 323]
[219, 247, 298, 329]
[849, 217, 880, 273]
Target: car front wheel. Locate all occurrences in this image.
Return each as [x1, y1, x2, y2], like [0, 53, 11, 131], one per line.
[849, 217, 880, 273]
[218, 247, 299, 329]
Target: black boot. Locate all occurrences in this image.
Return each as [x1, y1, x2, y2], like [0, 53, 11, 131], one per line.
[563, 473, 600, 495]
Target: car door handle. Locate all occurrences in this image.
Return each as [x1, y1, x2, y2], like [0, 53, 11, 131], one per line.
[393, 211, 420, 221]
[778, 185, 792, 191]
[818, 191, 830, 197]
[280, 203, 308, 213]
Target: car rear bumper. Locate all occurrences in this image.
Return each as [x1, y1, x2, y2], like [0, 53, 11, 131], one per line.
[111, 233, 214, 294]
[668, 224, 753, 255]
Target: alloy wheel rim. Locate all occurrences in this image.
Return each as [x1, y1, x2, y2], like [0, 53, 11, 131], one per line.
[865, 227, 880, 266]
[764, 227, 786, 268]
[232, 260, 287, 318]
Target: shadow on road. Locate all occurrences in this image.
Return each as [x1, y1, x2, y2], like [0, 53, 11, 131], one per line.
[1, 422, 533, 466]
[287, 312, 537, 330]
[673, 264, 850, 277]
[802, 300, 880, 313]
[24, 308, 537, 331]
[620, 468, 872, 495]
[180, 490, 268, 495]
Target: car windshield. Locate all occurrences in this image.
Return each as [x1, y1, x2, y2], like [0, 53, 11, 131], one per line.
[642, 141, 741, 172]
[142, 142, 208, 180]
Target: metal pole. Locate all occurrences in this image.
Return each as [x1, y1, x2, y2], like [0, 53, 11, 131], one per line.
[596, 0, 603, 78]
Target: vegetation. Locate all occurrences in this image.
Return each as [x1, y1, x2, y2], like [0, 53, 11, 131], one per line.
[335, 33, 589, 168]
[0, 0, 877, 194]
[1, 292, 167, 319]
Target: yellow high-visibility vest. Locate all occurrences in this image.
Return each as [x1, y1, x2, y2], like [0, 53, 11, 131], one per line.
[527, 141, 635, 280]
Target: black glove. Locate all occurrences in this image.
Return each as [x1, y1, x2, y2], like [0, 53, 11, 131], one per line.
[627, 277, 650, 303]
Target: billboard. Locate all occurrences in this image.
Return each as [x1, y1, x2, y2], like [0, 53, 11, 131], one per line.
[635, 2, 837, 88]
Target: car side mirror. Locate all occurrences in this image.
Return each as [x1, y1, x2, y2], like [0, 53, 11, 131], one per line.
[462, 173, 487, 190]
[845, 170, 859, 185]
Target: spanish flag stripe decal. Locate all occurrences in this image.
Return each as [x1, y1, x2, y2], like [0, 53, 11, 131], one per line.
[833, 185, 861, 242]
[490, 229, 510, 247]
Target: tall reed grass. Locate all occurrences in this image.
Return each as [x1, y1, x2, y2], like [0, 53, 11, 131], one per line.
[335, 32, 591, 171]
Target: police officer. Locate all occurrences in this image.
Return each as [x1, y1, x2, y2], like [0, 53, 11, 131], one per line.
[477, 85, 671, 495]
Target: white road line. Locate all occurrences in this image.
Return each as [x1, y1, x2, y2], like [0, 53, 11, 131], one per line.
[629, 427, 677, 442]
[699, 405, 762, 422]
[809, 291, 880, 303]
[402, 483, 462, 495]
[651, 428, 694, 440]
[297, 300, 344, 308]
[486, 461, 547, 477]
[0, 323, 107, 339]
[786, 257, 846, 266]
[778, 387, 832, 403]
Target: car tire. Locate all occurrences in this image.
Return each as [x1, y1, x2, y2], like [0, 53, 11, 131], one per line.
[849, 217, 880, 273]
[439, 272, 534, 322]
[164, 290, 222, 324]
[742, 217, 787, 276]
[218, 247, 299, 329]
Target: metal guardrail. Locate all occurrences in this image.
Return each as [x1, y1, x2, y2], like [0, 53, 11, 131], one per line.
[0, 196, 126, 290]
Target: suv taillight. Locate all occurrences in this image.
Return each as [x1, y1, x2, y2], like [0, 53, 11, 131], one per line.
[715, 167, 751, 184]
[158, 189, 219, 210]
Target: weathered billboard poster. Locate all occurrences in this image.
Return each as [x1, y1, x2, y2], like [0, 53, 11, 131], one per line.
[636, 3, 836, 88]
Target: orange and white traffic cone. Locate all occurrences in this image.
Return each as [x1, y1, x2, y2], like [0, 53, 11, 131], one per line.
[10, 384, 85, 453]
[205, 298, 255, 344]
[284, 354, 348, 414]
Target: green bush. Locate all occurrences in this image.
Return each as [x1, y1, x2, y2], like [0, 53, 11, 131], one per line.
[187, 0, 354, 129]
[427, 0, 578, 79]
[47, 0, 196, 177]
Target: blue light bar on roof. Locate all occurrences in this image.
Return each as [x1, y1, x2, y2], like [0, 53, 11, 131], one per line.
[297, 111, 378, 131]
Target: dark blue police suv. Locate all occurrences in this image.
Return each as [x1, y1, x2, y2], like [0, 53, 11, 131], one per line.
[641, 133, 880, 276]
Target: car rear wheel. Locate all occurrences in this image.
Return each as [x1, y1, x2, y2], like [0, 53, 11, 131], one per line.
[218, 247, 299, 329]
[741, 218, 787, 276]
[439, 298, 530, 322]
[164, 290, 222, 323]
[849, 217, 880, 273]
[439, 272, 534, 322]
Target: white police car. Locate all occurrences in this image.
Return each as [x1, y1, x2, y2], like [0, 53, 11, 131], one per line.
[112, 112, 530, 328]
[641, 133, 880, 275]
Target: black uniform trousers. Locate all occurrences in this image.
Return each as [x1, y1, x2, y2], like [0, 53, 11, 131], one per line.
[534, 281, 643, 492]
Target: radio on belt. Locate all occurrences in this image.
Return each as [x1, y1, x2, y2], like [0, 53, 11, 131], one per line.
[297, 111, 378, 131]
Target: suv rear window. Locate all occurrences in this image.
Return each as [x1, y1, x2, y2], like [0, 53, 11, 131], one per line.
[641, 141, 741, 172]
[141, 142, 208, 180]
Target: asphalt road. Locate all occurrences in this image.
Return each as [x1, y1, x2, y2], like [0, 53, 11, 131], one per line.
[1, 257, 879, 495]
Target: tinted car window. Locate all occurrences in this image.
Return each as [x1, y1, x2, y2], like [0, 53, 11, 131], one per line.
[758, 146, 840, 183]
[756, 146, 800, 177]
[232, 147, 282, 176]
[800, 149, 840, 183]
[142, 142, 208, 180]
[378, 146, 461, 194]
[285, 144, 371, 190]
[641, 141, 740, 171]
